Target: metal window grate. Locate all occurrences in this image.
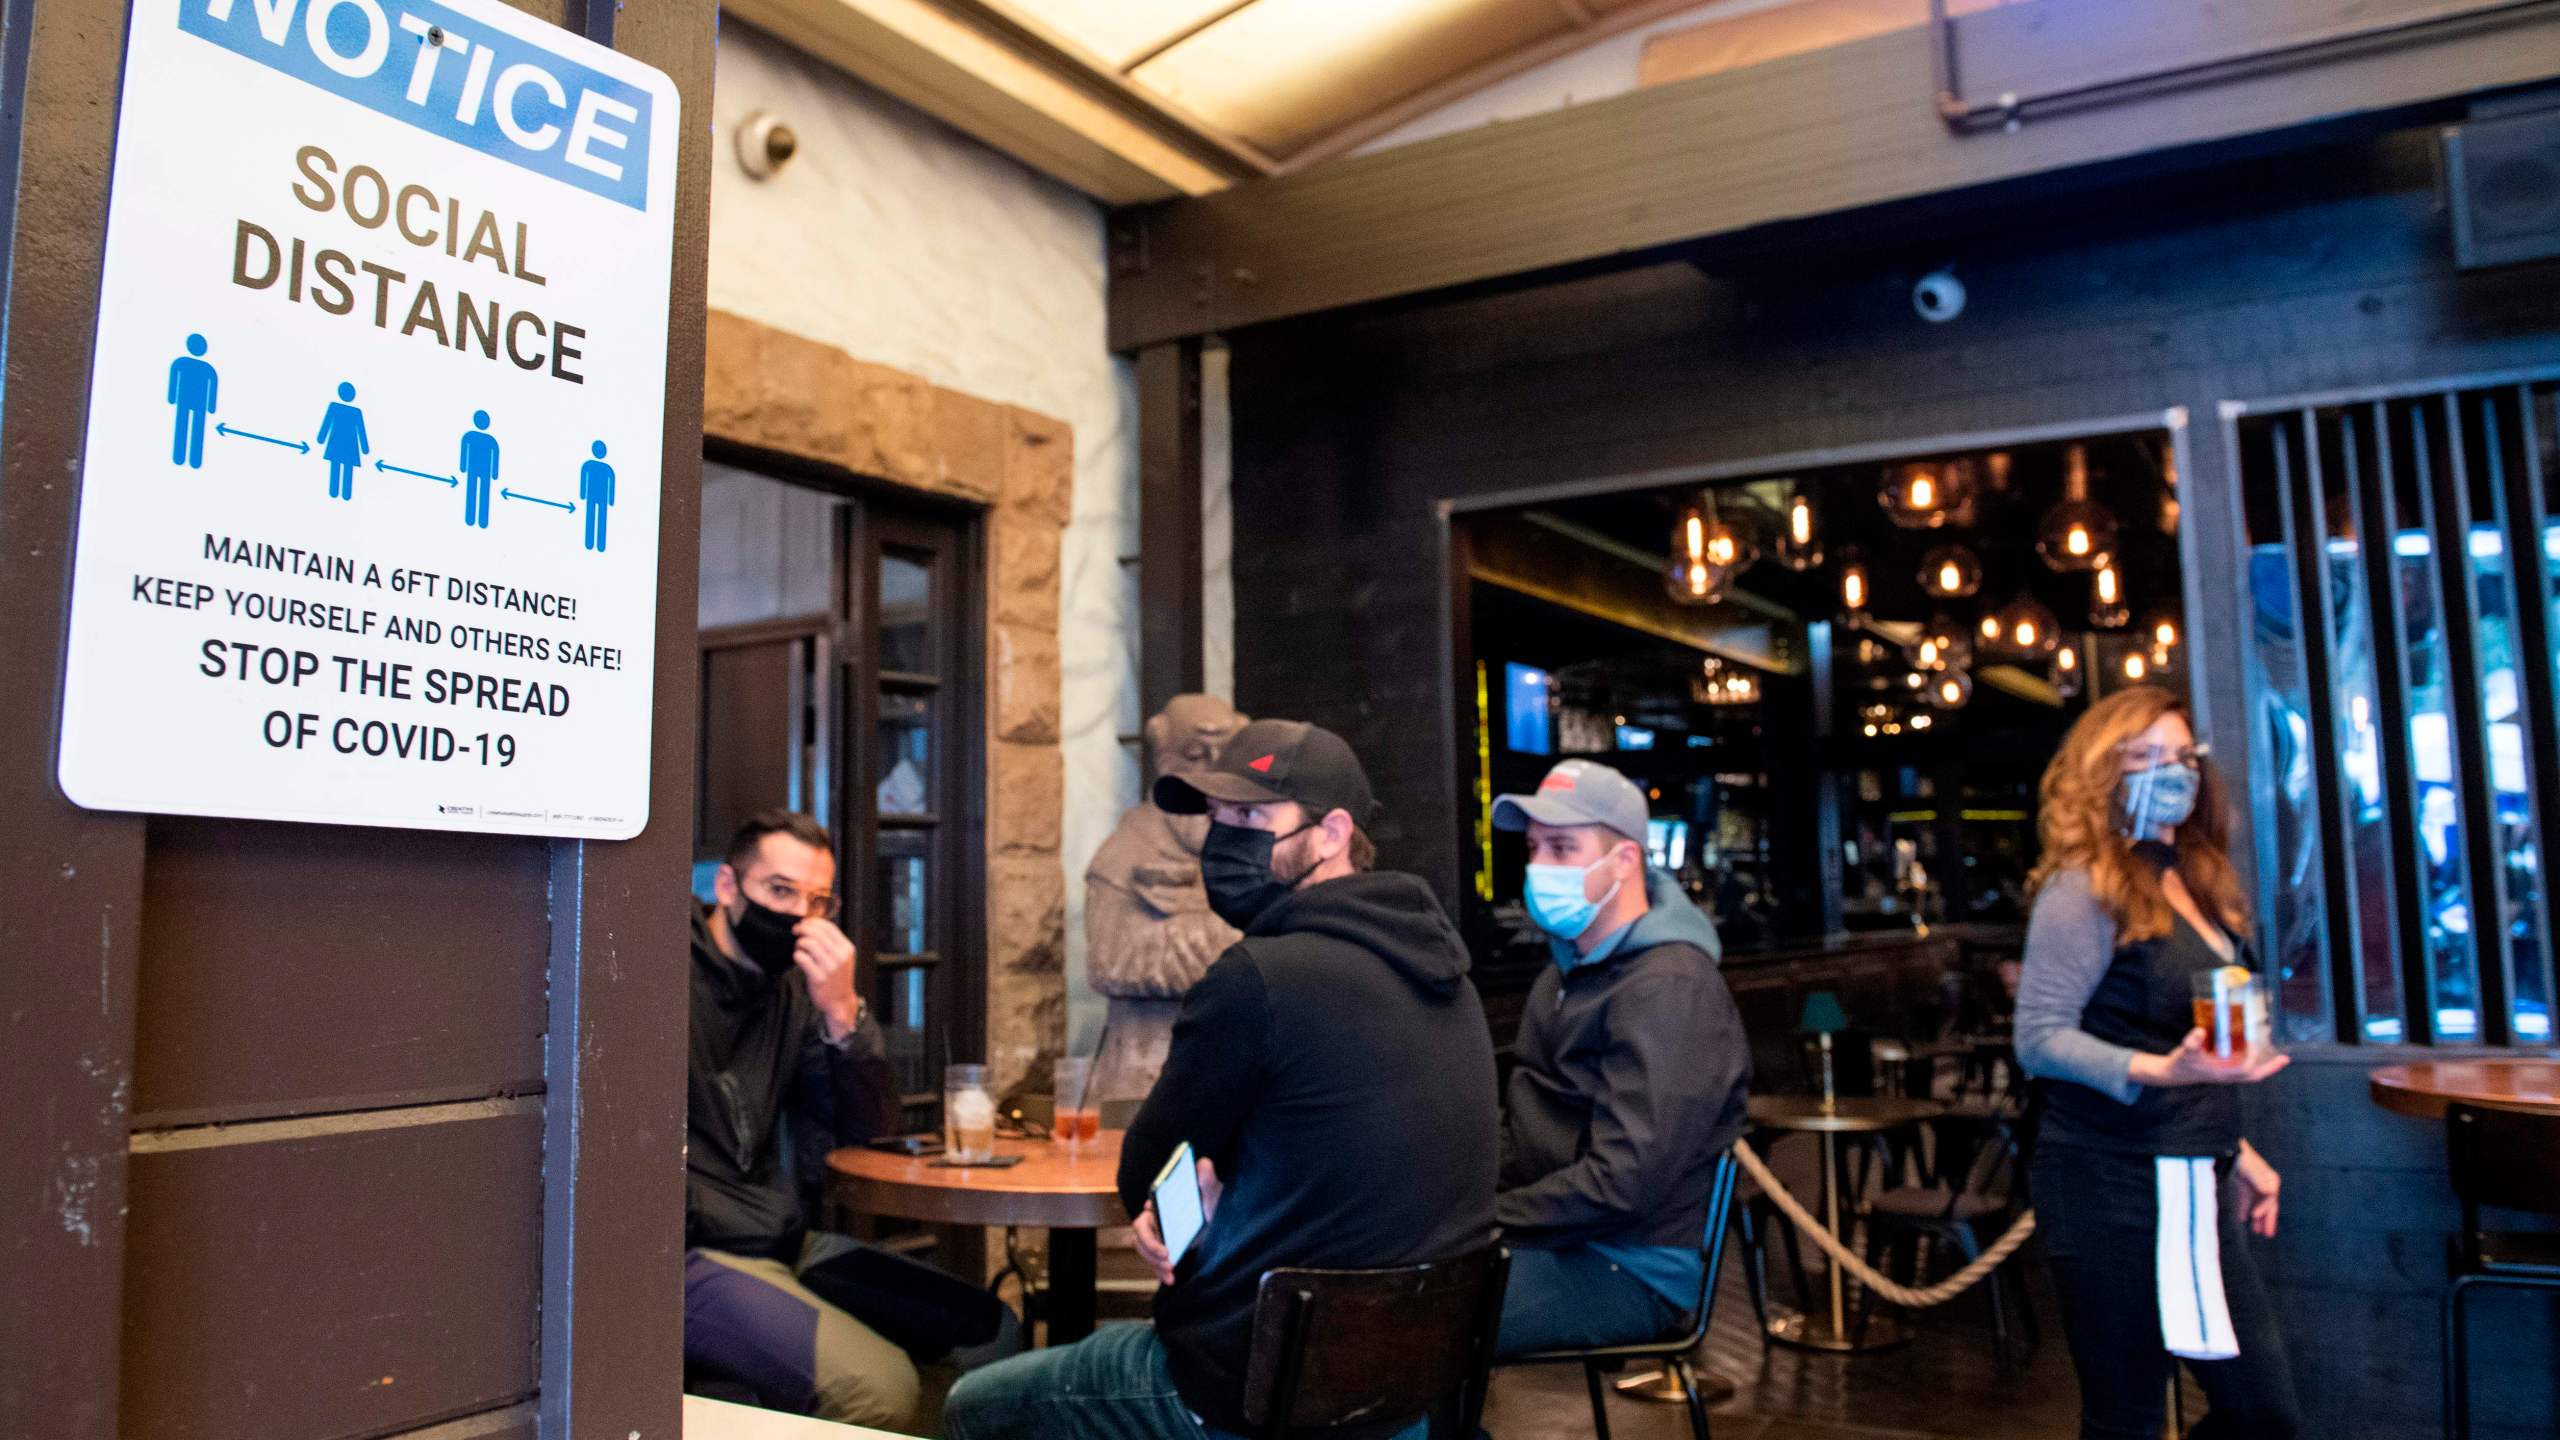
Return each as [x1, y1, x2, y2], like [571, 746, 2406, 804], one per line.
[2230, 375, 2559, 1046]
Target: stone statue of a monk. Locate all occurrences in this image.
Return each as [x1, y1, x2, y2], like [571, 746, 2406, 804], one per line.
[1084, 693, 1249, 1103]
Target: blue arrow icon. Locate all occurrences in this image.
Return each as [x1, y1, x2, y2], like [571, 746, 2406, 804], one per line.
[216, 422, 309, 454]
[377, 459, 458, 487]
[501, 488, 574, 513]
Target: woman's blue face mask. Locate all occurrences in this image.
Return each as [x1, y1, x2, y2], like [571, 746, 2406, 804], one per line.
[2119, 759, 2202, 838]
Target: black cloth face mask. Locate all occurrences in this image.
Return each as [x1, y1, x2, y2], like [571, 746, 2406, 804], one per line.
[728, 894, 805, 978]
[1200, 820, 1314, 932]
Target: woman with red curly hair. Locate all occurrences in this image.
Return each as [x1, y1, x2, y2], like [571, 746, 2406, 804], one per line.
[2015, 685, 2302, 1439]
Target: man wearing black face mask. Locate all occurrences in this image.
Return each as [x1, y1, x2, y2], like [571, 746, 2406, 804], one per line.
[945, 720, 1500, 1440]
[683, 811, 914, 1429]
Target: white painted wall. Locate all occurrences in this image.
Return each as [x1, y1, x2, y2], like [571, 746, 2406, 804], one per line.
[707, 21, 1141, 1044]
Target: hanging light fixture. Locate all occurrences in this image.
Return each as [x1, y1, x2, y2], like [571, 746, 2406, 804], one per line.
[1879, 457, 1979, 529]
[1666, 491, 1755, 604]
[1696, 655, 1761, 707]
[1837, 547, 1871, 619]
[1989, 593, 2062, 656]
[2123, 651, 2150, 681]
[1775, 485, 1824, 571]
[2090, 561, 2131, 629]
[1914, 614, 1973, 673]
[2150, 613, 2182, 660]
[2054, 644, 2084, 699]
[1928, 669, 1974, 710]
[1918, 544, 1984, 601]
[1978, 613, 2003, 643]
[2036, 444, 2120, 572]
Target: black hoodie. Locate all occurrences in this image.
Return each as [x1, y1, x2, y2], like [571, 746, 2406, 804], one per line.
[686, 905, 898, 1259]
[1117, 871, 1500, 1438]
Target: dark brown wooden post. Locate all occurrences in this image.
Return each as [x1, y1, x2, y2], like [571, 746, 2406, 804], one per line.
[1139, 338, 1206, 715]
[0, 3, 146, 1437]
[539, 2, 715, 1435]
[0, 2, 714, 1437]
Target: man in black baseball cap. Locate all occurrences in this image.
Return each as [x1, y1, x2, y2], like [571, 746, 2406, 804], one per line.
[947, 719, 1499, 1440]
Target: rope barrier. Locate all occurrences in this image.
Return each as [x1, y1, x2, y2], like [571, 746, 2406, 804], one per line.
[1731, 1140, 2037, 1310]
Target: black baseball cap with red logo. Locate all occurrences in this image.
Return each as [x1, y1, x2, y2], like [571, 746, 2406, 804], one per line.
[1154, 718, 1379, 827]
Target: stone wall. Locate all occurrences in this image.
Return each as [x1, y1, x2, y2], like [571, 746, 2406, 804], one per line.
[703, 309, 1071, 1095]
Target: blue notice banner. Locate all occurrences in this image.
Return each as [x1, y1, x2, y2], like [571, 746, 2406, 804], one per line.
[178, 0, 654, 211]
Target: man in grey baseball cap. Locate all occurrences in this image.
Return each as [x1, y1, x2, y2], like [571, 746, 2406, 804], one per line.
[1486, 758, 1749, 1362]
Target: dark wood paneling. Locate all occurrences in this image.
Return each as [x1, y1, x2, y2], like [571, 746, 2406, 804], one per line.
[122, 1108, 543, 1440]
[0, 0, 147, 1434]
[1139, 339, 1206, 715]
[132, 820, 549, 1127]
[698, 637, 805, 860]
[1110, 0, 2560, 347]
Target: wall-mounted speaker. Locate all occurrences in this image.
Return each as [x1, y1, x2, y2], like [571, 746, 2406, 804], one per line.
[2444, 107, 2560, 271]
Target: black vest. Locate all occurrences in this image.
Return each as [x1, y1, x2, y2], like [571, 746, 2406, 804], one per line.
[2039, 866, 2246, 1157]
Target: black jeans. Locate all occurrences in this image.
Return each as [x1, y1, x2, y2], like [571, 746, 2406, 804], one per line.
[2032, 1141, 2303, 1440]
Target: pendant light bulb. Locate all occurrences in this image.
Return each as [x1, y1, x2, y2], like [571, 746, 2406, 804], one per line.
[1776, 487, 1825, 571]
[1918, 544, 1983, 600]
[1880, 457, 1979, 529]
[1665, 492, 1755, 605]
[2037, 445, 2120, 572]
[2090, 561, 2131, 629]
[1838, 547, 1871, 619]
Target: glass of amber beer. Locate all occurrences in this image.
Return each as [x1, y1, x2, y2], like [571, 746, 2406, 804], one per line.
[2191, 965, 2256, 1063]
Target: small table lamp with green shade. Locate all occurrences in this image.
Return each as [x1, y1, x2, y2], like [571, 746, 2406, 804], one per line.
[1800, 990, 1850, 1113]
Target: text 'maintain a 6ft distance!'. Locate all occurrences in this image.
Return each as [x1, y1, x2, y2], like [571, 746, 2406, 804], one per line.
[59, 0, 679, 839]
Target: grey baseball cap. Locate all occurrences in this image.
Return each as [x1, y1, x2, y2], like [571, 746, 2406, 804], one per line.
[1492, 759, 1648, 845]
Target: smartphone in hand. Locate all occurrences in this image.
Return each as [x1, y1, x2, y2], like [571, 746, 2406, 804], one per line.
[1150, 1140, 1207, 1267]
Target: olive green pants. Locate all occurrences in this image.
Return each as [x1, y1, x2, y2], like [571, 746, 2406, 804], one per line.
[684, 1245, 923, 1431]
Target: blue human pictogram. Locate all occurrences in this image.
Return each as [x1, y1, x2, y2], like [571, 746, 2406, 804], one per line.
[167, 334, 218, 468]
[580, 440, 615, 553]
[315, 382, 369, 499]
[459, 410, 501, 528]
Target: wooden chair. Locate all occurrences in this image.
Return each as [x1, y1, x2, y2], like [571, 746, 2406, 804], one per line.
[1494, 1152, 1741, 1440]
[1241, 1244, 1511, 1440]
[2443, 1102, 2560, 1440]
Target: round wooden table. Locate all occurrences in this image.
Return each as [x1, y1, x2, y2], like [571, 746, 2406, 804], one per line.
[1747, 1095, 1947, 1353]
[828, 1132, 1130, 1343]
[2368, 1059, 2560, 1118]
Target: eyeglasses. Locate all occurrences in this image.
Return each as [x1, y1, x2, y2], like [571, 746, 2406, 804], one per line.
[749, 872, 839, 920]
[2120, 741, 2208, 770]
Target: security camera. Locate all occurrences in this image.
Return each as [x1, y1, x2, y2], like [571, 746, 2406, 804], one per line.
[736, 111, 798, 180]
[1913, 269, 1966, 323]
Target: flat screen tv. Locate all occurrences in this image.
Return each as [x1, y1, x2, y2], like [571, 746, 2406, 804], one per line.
[1504, 663, 1553, 755]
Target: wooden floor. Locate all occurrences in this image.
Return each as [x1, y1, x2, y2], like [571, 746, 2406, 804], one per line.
[1480, 1257, 2087, 1440]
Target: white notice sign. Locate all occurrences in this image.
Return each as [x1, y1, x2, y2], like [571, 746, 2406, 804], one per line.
[59, 0, 678, 839]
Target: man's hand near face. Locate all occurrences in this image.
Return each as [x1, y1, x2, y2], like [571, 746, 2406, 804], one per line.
[792, 915, 865, 1043]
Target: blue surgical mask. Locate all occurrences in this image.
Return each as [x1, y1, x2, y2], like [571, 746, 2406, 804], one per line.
[2119, 761, 2201, 838]
[1525, 858, 1623, 940]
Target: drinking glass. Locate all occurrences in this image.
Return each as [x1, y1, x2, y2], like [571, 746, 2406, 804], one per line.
[945, 1063, 996, 1163]
[2191, 968, 2256, 1063]
[1054, 1057, 1099, 1147]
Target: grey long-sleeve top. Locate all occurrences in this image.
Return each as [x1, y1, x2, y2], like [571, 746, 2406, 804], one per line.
[2014, 869, 2143, 1106]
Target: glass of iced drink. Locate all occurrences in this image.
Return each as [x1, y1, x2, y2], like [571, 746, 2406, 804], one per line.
[1054, 1057, 1099, 1147]
[945, 1064, 997, 1163]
